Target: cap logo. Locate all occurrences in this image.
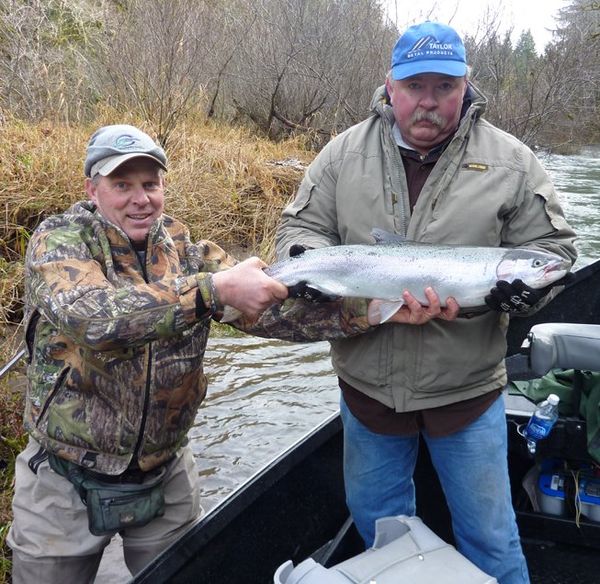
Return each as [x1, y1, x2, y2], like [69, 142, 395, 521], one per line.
[407, 35, 455, 59]
[113, 134, 142, 151]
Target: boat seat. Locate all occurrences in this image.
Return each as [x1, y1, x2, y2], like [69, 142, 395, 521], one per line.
[274, 515, 497, 584]
[524, 323, 600, 377]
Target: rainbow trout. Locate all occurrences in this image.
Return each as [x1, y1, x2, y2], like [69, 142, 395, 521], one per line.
[262, 231, 570, 323]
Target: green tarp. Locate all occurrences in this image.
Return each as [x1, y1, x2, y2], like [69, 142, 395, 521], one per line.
[509, 370, 600, 464]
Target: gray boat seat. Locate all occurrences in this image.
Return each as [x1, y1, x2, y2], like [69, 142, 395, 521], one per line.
[273, 515, 497, 584]
[524, 323, 600, 377]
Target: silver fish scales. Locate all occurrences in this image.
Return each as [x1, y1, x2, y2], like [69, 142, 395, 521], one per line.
[266, 238, 570, 321]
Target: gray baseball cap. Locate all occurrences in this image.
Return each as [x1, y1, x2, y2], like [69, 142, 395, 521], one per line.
[84, 124, 167, 178]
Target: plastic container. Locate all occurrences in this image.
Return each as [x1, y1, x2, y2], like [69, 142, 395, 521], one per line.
[537, 469, 567, 516]
[524, 394, 560, 454]
[537, 461, 600, 521]
[273, 515, 497, 584]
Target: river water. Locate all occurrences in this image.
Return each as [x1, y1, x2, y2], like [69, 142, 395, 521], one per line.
[191, 145, 600, 513]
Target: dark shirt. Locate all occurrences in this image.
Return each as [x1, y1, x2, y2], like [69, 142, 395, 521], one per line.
[401, 146, 441, 212]
[340, 377, 501, 437]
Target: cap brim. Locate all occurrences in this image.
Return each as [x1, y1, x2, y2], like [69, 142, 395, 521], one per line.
[91, 153, 167, 177]
[391, 60, 467, 80]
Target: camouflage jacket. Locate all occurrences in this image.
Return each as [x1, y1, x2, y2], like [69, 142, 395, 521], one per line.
[24, 201, 372, 474]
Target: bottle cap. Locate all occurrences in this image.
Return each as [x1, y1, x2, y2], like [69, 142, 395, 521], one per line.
[548, 394, 560, 406]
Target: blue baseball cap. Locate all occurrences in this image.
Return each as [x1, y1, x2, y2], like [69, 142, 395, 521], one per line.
[84, 124, 167, 178]
[391, 22, 467, 80]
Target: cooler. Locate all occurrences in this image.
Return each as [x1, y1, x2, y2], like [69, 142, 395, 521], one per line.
[274, 515, 497, 584]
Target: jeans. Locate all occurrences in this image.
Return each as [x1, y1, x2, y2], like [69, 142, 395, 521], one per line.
[340, 394, 530, 584]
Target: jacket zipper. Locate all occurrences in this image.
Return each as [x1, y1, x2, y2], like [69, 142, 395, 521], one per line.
[388, 131, 410, 236]
[36, 367, 70, 427]
[131, 243, 152, 465]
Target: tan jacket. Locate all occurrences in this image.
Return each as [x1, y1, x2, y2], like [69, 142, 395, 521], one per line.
[275, 84, 577, 412]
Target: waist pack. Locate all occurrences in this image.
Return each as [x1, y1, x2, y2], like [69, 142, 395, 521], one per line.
[48, 454, 168, 536]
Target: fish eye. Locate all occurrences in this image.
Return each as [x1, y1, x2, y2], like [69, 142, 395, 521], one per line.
[532, 259, 544, 267]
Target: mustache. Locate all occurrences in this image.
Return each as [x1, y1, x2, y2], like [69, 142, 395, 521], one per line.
[410, 110, 446, 127]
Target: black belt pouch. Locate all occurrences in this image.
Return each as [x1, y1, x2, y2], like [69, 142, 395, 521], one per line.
[48, 454, 167, 536]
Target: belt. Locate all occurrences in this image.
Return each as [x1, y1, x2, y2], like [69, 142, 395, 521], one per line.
[45, 450, 174, 485]
[86, 467, 150, 484]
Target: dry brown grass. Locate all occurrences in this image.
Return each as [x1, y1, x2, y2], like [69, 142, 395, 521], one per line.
[0, 367, 27, 584]
[164, 117, 311, 259]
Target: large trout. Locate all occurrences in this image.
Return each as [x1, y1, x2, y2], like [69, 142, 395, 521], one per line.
[263, 230, 570, 323]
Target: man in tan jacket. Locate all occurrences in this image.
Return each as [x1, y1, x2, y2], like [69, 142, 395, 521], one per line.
[275, 22, 577, 584]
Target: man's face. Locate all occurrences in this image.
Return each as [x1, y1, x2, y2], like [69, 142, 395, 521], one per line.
[385, 73, 467, 154]
[85, 157, 165, 243]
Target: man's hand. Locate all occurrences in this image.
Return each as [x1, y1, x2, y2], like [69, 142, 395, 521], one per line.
[289, 243, 311, 257]
[287, 243, 337, 302]
[484, 274, 574, 314]
[212, 257, 288, 319]
[368, 287, 460, 325]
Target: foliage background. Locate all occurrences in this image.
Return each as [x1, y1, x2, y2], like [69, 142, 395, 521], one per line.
[1, 0, 598, 148]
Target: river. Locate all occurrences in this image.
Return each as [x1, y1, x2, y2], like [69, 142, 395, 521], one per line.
[192, 144, 600, 513]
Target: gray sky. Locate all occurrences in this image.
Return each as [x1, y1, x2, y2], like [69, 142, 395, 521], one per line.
[383, 0, 568, 53]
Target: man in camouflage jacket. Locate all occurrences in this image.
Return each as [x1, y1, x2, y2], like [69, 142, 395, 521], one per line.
[8, 124, 379, 583]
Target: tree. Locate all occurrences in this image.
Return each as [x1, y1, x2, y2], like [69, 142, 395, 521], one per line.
[539, 0, 600, 146]
[223, 0, 396, 140]
[93, 0, 229, 148]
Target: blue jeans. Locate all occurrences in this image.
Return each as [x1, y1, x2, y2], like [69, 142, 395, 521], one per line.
[340, 394, 530, 584]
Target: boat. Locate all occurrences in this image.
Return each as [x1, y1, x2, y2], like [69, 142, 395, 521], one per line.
[131, 259, 600, 584]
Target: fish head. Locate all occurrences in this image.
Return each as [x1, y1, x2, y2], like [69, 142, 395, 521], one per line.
[497, 249, 571, 288]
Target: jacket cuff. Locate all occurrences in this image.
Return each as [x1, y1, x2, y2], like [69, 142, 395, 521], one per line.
[196, 274, 223, 319]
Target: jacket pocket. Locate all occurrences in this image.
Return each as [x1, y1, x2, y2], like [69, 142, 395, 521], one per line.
[24, 310, 41, 364]
[416, 313, 506, 393]
[331, 329, 392, 391]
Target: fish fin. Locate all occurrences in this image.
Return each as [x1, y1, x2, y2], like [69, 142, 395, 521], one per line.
[379, 301, 405, 323]
[367, 299, 405, 324]
[370, 228, 408, 245]
[219, 305, 242, 323]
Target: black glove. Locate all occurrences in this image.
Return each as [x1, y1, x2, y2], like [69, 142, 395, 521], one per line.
[289, 243, 311, 257]
[485, 273, 575, 313]
[287, 243, 337, 302]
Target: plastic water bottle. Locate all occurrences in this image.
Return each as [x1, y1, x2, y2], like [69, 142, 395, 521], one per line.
[524, 394, 560, 455]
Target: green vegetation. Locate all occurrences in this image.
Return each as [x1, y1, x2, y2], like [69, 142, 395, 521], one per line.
[0, 369, 27, 584]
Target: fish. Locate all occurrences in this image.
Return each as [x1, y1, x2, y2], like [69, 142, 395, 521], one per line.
[257, 230, 571, 323]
